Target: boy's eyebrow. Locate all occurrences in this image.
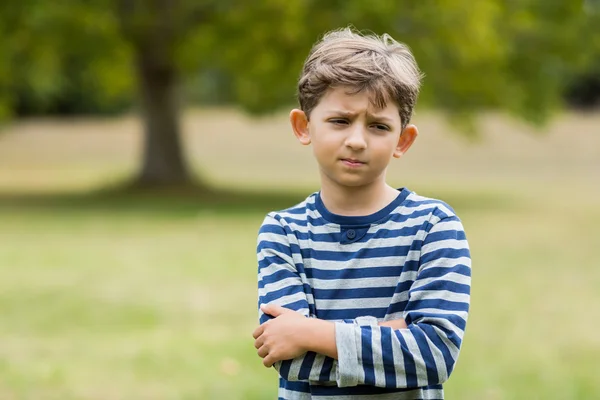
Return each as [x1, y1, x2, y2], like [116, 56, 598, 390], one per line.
[325, 110, 356, 118]
[325, 110, 395, 124]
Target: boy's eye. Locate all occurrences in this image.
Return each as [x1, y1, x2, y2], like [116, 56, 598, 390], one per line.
[329, 118, 349, 125]
[372, 124, 390, 131]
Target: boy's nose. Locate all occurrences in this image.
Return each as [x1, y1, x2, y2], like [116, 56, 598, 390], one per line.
[344, 126, 367, 150]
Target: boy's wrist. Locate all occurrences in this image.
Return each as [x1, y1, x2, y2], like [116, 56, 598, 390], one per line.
[301, 318, 323, 352]
[302, 318, 337, 358]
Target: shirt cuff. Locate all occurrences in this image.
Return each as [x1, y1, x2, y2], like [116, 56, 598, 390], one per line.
[334, 321, 360, 387]
[353, 316, 379, 326]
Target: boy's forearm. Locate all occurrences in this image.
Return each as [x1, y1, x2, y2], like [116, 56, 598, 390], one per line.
[303, 318, 338, 359]
[301, 317, 407, 360]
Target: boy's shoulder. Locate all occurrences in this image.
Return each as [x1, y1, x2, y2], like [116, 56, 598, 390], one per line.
[260, 192, 319, 227]
[260, 189, 460, 231]
[402, 190, 460, 221]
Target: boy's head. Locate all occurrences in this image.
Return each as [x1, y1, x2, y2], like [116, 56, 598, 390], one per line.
[297, 27, 422, 130]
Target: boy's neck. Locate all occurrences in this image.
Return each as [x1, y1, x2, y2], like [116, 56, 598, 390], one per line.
[319, 179, 399, 217]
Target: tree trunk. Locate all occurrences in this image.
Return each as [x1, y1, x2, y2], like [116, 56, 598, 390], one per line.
[134, 52, 190, 186]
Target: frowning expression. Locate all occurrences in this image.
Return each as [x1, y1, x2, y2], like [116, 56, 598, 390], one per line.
[292, 86, 413, 189]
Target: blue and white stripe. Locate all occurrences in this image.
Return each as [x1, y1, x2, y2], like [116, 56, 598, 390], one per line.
[257, 188, 471, 399]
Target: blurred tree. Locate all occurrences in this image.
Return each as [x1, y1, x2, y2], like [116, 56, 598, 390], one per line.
[0, 2, 133, 117]
[116, 0, 204, 185]
[565, 54, 600, 108]
[1, 0, 598, 187]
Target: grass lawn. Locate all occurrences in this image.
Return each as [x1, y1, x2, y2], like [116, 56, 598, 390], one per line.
[0, 110, 599, 399]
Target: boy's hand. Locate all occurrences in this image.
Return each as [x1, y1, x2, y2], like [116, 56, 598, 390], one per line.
[378, 318, 408, 330]
[253, 304, 311, 367]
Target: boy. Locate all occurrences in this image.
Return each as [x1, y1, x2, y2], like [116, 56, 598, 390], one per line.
[253, 28, 471, 400]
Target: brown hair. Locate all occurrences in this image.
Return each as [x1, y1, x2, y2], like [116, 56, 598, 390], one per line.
[297, 27, 423, 129]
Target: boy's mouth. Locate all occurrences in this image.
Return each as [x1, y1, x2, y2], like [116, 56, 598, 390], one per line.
[341, 158, 366, 167]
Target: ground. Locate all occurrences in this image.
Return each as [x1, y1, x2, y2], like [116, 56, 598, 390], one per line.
[0, 109, 598, 399]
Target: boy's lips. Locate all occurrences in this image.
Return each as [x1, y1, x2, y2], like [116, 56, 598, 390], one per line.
[341, 158, 366, 167]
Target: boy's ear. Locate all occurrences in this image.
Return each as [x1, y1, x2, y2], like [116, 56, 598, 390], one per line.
[393, 124, 418, 158]
[290, 109, 311, 145]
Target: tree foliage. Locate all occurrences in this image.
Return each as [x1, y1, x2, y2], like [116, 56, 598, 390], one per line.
[1, 0, 598, 120]
[0, 1, 132, 117]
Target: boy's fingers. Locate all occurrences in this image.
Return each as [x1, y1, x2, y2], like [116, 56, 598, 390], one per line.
[257, 345, 269, 358]
[252, 324, 265, 339]
[254, 334, 265, 349]
[261, 303, 291, 317]
[260, 303, 276, 316]
[263, 354, 275, 368]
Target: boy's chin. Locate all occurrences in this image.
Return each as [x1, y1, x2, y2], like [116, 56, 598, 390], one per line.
[330, 177, 376, 188]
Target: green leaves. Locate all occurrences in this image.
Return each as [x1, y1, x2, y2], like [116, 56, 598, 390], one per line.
[1, 0, 598, 130]
[0, 0, 133, 116]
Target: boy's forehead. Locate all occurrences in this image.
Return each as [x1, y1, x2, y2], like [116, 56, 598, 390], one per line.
[318, 86, 400, 117]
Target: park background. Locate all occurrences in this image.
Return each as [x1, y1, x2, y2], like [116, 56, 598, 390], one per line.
[0, 1, 599, 399]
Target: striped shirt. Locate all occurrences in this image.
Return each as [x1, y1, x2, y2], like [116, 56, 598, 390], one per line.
[257, 188, 471, 399]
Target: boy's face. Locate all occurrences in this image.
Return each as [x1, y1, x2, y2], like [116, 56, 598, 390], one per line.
[290, 86, 417, 190]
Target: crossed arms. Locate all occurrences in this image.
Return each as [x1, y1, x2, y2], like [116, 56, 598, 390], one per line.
[253, 303, 407, 366]
[253, 212, 471, 388]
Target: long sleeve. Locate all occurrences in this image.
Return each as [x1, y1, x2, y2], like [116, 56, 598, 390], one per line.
[257, 213, 339, 384]
[333, 213, 471, 388]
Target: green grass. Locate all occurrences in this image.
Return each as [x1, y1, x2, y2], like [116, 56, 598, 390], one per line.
[1, 201, 275, 399]
[1, 188, 598, 399]
[1, 110, 599, 399]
